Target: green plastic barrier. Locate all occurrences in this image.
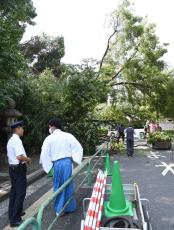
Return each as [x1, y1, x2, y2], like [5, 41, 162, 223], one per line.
[17, 217, 39, 230]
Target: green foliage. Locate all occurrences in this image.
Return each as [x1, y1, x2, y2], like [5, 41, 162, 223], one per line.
[1, 0, 174, 157]
[164, 130, 174, 142]
[61, 65, 107, 121]
[21, 34, 65, 77]
[110, 141, 125, 153]
[0, 0, 36, 78]
[151, 76, 174, 119]
[59, 63, 107, 154]
[16, 70, 62, 152]
[98, 128, 108, 137]
[0, 78, 28, 110]
[147, 132, 171, 144]
[67, 119, 99, 154]
[94, 104, 129, 124]
[0, 1, 105, 155]
[12, 65, 107, 154]
[100, 0, 172, 123]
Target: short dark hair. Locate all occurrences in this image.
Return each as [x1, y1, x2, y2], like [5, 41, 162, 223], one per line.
[49, 118, 62, 129]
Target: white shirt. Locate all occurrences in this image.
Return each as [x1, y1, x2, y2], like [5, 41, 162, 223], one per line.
[40, 129, 83, 173]
[7, 134, 27, 165]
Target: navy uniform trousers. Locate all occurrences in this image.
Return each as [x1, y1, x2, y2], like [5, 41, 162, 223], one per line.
[126, 138, 134, 156]
[8, 163, 27, 223]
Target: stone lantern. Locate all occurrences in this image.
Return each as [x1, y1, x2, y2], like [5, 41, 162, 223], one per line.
[3, 99, 22, 139]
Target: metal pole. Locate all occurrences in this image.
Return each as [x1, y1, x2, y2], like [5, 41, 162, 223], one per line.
[17, 217, 39, 230]
[87, 161, 92, 186]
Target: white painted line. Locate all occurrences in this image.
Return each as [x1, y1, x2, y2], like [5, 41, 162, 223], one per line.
[147, 152, 166, 159]
[155, 162, 174, 176]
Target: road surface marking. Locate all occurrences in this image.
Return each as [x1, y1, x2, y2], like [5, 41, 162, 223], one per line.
[155, 162, 174, 176]
[147, 152, 166, 159]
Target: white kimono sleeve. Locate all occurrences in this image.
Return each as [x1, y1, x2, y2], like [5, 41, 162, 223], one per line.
[40, 138, 53, 173]
[70, 135, 83, 165]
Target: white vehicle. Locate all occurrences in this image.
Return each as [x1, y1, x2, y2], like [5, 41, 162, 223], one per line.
[108, 129, 145, 140]
[107, 130, 119, 138]
[133, 129, 145, 140]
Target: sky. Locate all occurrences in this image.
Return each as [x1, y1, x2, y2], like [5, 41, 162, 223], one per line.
[23, 0, 174, 67]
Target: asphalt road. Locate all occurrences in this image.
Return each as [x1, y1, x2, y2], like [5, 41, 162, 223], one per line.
[114, 149, 174, 230]
[1, 146, 174, 230]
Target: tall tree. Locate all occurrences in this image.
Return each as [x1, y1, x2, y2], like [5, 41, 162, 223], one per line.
[0, 0, 36, 78]
[99, 0, 172, 121]
[21, 34, 65, 77]
[14, 63, 107, 154]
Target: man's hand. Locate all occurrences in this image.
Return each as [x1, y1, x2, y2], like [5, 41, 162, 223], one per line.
[27, 157, 32, 165]
[16, 155, 32, 164]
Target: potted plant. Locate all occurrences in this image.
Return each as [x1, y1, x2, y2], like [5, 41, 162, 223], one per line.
[147, 132, 172, 150]
[110, 141, 125, 154]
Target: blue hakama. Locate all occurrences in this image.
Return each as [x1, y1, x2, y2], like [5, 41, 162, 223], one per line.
[53, 158, 76, 214]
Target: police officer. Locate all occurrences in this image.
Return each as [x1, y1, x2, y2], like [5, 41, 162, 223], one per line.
[125, 124, 134, 157]
[7, 121, 32, 227]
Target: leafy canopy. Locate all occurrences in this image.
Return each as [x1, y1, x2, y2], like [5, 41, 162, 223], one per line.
[21, 34, 65, 77]
[0, 0, 36, 78]
[99, 0, 172, 122]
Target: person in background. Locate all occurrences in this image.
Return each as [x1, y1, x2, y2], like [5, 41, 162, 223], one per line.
[144, 120, 149, 138]
[7, 121, 32, 227]
[148, 120, 156, 133]
[125, 124, 134, 157]
[40, 118, 83, 216]
[156, 123, 162, 132]
[114, 123, 119, 142]
[118, 124, 125, 143]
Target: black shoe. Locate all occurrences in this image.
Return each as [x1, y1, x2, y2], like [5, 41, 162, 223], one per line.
[10, 220, 23, 227]
[21, 212, 26, 216]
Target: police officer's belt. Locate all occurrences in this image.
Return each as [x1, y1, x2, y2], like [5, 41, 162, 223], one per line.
[9, 163, 25, 168]
[9, 164, 19, 168]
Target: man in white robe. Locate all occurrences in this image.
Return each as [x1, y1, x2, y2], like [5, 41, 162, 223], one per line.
[40, 118, 83, 215]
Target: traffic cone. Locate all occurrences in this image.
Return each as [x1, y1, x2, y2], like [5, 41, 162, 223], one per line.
[104, 161, 133, 217]
[105, 152, 112, 176]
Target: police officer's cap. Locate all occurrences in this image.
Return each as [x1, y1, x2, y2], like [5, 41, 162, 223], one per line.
[10, 121, 24, 129]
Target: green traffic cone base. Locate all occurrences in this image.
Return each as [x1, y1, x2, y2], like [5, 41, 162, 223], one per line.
[104, 199, 133, 217]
